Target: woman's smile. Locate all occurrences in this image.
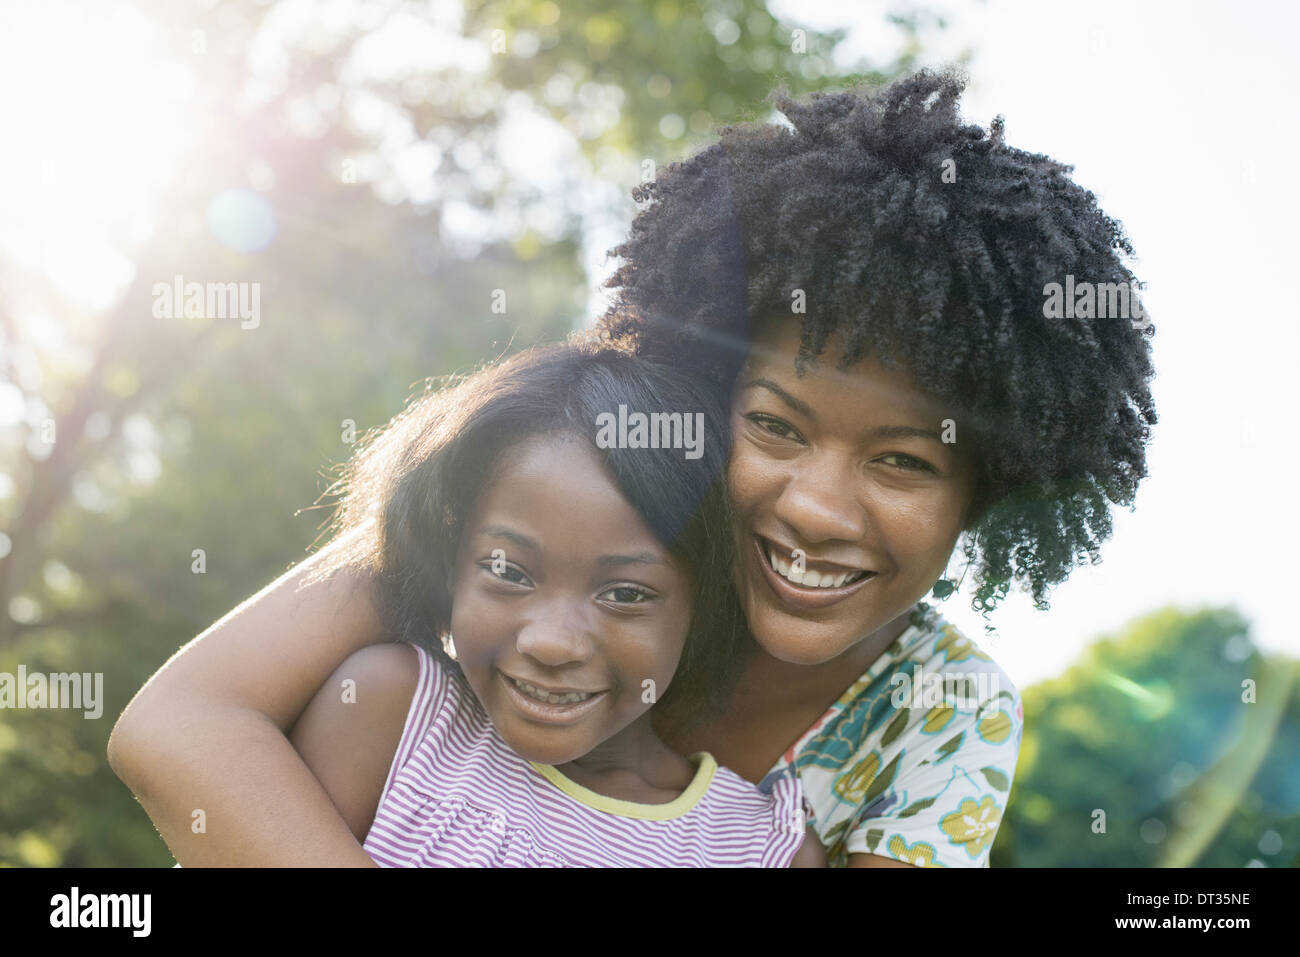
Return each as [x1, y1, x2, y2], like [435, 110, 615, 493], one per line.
[751, 534, 878, 610]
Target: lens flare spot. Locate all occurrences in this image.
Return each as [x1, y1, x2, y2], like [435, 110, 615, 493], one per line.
[207, 189, 277, 253]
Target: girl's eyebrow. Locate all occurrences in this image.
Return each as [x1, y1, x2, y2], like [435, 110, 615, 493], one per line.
[478, 526, 664, 568]
[594, 552, 666, 569]
[478, 525, 538, 552]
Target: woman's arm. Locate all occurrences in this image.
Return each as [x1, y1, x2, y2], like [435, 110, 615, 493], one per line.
[107, 530, 390, 866]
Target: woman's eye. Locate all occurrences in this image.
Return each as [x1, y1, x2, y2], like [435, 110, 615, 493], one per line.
[747, 413, 802, 441]
[481, 561, 530, 586]
[599, 585, 652, 605]
[877, 453, 935, 472]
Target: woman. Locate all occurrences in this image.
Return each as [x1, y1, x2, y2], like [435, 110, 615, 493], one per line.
[107, 69, 1155, 867]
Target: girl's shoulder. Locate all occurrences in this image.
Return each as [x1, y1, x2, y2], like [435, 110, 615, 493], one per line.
[337, 640, 423, 696]
[289, 641, 426, 842]
[354, 641, 473, 776]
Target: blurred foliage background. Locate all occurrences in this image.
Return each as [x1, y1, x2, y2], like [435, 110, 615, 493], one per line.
[990, 608, 1299, 868]
[0, 0, 1293, 867]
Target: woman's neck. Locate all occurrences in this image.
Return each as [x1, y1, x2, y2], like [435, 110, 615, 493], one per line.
[653, 606, 915, 782]
[732, 607, 912, 711]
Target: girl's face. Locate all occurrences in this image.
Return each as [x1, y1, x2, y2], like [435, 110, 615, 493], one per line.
[449, 433, 694, 766]
[728, 321, 977, 665]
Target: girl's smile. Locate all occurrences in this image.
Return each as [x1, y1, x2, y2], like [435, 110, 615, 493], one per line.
[497, 670, 608, 723]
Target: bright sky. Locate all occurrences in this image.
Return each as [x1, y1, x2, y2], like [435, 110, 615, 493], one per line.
[746, 0, 1300, 686]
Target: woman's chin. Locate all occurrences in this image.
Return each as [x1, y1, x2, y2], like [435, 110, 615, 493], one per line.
[745, 609, 868, 666]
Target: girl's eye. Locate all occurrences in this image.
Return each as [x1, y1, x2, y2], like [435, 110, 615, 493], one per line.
[480, 561, 531, 586]
[598, 585, 653, 605]
[877, 453, 936, 473]
[746, 413, 803, 442]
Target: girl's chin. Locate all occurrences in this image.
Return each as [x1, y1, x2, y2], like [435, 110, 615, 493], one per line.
[497, 730, 592, 768]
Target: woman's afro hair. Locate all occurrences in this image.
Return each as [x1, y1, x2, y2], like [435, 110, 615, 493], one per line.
[596, 67, 1157, 612]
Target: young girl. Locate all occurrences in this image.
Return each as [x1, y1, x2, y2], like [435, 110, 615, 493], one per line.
[286, 340, 821, 866]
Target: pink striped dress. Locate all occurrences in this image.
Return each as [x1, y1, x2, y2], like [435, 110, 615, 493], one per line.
[362, 642, 808, 867]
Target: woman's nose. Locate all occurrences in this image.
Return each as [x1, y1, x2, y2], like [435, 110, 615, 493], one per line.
[772, 453, 869, 545]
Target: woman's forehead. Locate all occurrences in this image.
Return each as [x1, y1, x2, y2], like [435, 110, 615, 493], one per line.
[740, 321, 948, 418]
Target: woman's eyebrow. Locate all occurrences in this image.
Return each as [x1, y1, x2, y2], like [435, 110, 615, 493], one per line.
[870, 424, 946, 444]
[746, 378, 947, 445]
[745, 377, 815, 419]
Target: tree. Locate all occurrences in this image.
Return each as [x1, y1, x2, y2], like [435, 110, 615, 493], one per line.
[991, 607, 1300, 868]
[0, 0, 935, 865]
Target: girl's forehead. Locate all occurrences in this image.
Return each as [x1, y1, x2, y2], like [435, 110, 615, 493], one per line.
[461, 443, 687, 578]
[481, 433, 607, 502]
[492, 430, 587, 470]
[475, 437, 625, 518]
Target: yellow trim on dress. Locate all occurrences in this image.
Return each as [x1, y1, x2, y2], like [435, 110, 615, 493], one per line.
[529, 752, 717, 820]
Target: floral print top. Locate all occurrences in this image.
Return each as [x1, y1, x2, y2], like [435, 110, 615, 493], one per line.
[758, 602, 1024, 867]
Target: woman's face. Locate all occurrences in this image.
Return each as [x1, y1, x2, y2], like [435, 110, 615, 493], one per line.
[728, 321, 977, 665]
[449, 433, 694, 766]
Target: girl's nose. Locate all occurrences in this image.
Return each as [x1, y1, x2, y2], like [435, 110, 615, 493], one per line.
[515, 605, 596, 667]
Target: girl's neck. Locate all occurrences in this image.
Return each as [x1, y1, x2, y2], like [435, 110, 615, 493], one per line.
[551, 714, 698, 804]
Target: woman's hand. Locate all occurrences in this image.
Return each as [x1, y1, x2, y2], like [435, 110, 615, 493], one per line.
[107, 529, 388, 866]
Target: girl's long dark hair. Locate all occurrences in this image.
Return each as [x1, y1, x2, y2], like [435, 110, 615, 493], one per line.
[308, 335, 748, 723]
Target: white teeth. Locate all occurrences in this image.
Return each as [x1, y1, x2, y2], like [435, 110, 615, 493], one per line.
[769, 549, 791, 577]
[765, 543, 867, 589]
[512, 678, 594, 705]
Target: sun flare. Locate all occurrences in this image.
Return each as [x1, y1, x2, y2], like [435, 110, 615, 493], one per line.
[0, 2, 191, 309]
